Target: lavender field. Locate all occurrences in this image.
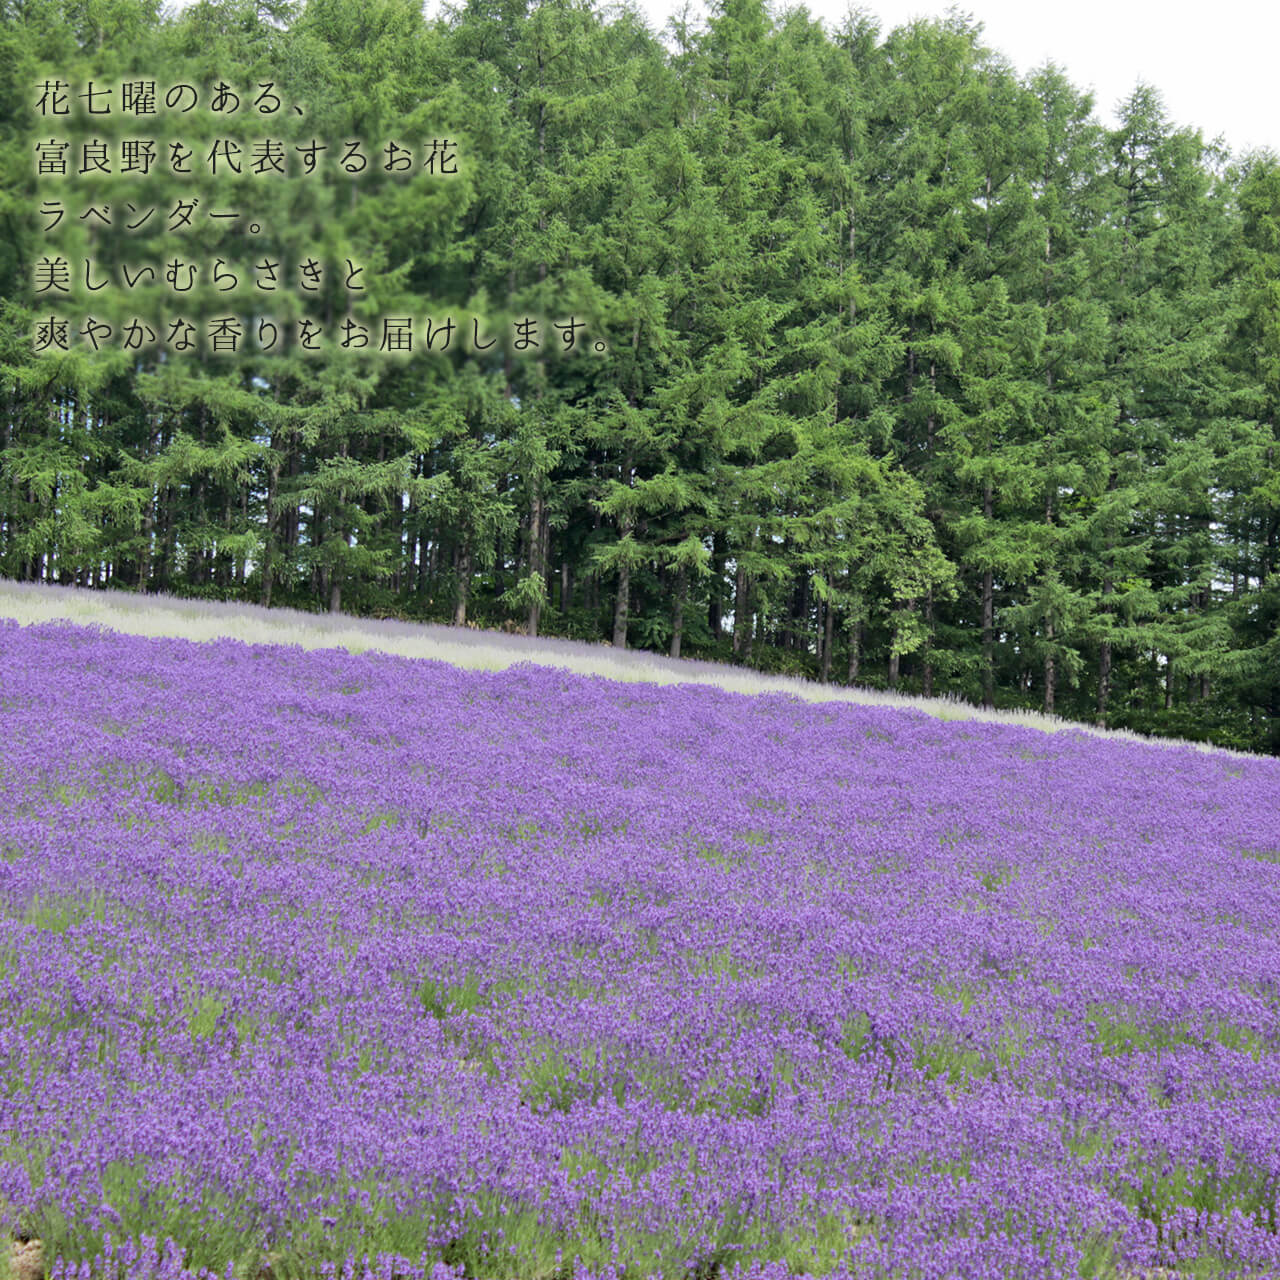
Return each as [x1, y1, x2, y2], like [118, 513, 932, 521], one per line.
[2, 617, 1279, 1280]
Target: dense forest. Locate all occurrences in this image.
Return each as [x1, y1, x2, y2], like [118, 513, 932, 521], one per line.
[1, 0, 1278, 754]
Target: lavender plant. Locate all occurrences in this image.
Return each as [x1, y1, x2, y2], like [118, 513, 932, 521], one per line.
[1, 618, 1277, 1279]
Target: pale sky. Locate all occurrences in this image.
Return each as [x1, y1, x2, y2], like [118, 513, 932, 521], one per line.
[158, 0, 1277, 159]
[628, 0, 1279, 158]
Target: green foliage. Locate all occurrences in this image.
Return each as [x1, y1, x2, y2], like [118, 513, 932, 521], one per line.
[0, 0, 1274, 753]
[416, 971, 485, 1019]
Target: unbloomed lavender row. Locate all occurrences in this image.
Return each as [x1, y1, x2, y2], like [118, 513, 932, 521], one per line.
[1, 618, 1279, 1279]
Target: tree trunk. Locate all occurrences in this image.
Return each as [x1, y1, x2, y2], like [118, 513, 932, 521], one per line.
[981, 478, 994, 709]
[922, 585, 934, 699]
[612, 549, 630, 649]
[709, 530, 727, 636]
[329, 445, 349, 615]
[732, 558, 750, 660]
[527, 488, 544, 638]
[1096, 466, 1116, 726]
[218, 492, 233, 589]
[820, 596, 835, 683]
[789, 561, 807, 651]
[612, 464, 633, 650]
[284, 447, 300, 569]
[1096, 636, 1112, 727]
[260, 458, 278, 608]
[238, 487, 249, 586]
[453, 539, 472, 627]
[139, 485, 154, 590]
[1043, 617, 1055, 715]
[541, 513, 553, 615]
[390, 490, 404, 595]
[847, 619, 861, 683]
[670, 566, 687, 659]
[494, 515, 505, 598]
